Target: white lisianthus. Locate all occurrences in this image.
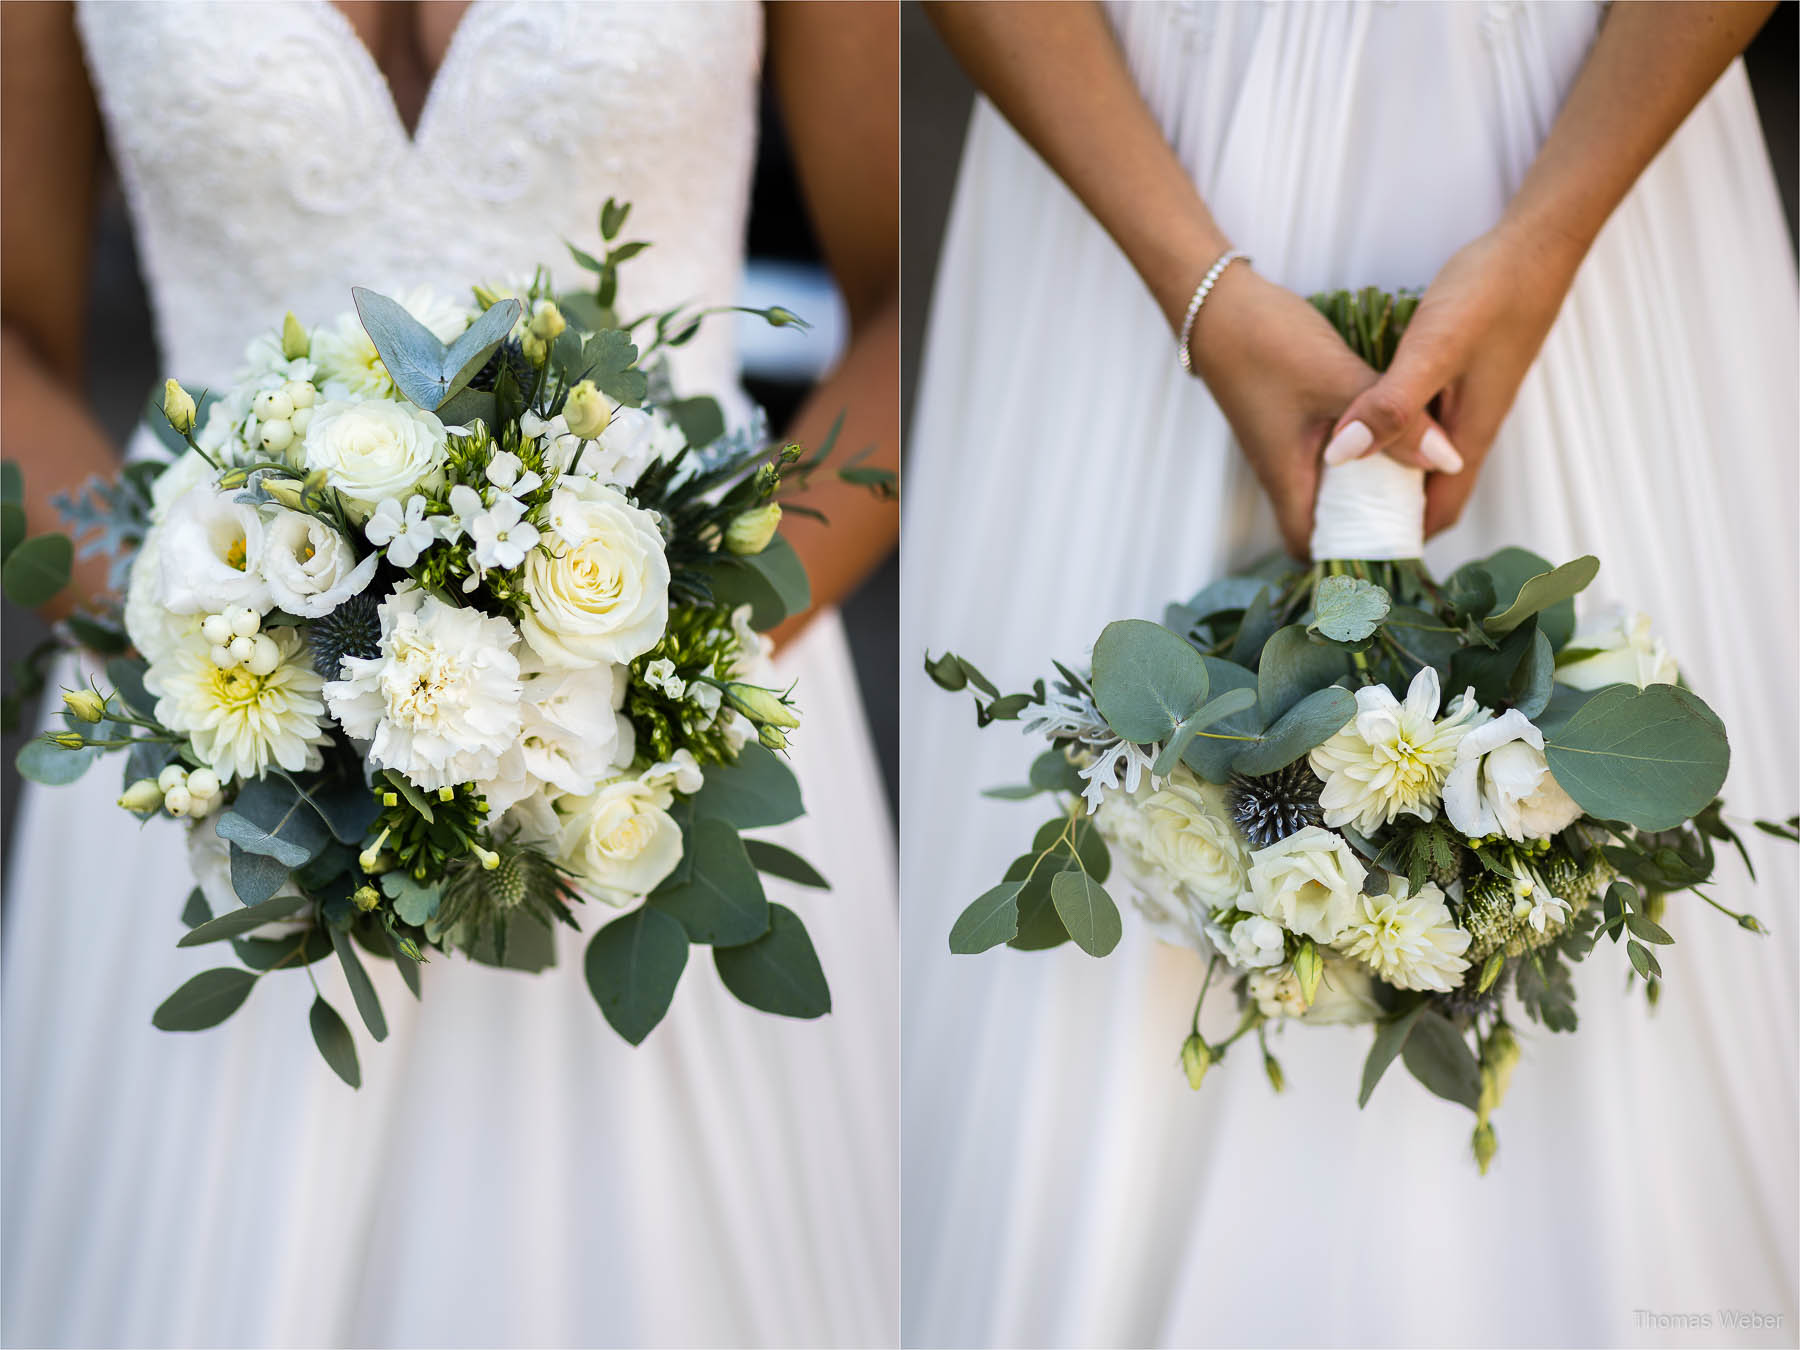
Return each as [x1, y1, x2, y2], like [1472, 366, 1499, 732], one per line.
[310, 287, 469, 400]
[1443, 708, 1584, 842]
[477, 657, 635, 815]
[260, 508, 378, 617]
[1556, 609, 1679, 691]
[1249, 956, 1381, 1024]
[157, 486, 273, 615]
[519, 477, 670, 667]
[1242, 825, 1368, 945]
[1309, 667, 1487, 834]
[148, 627, 330, 783]
[324, 585, 523, 791]
[149, 448, 219, 520]
[585, 406, 686, 485]
[302, 399, 450, 517]
[556, 772, 685, 906]
[1205, 912, 1287, 969]
[1337, 874, 1472, 993]
[1125, 769, 1249, 910]
[124, 521, 201, 666]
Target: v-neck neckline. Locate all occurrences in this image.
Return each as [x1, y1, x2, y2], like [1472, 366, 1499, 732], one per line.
[314, 0, 486, 149]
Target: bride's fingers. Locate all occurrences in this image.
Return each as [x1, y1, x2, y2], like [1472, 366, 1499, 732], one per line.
[1363, 412, 1462, 474]
[1325, 332, 1463, 467]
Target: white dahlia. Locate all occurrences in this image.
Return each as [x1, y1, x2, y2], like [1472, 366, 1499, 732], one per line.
[324, 585, 523, 791]
[148, 627, 330, 783]
[1337, 874, 1472, 993]
[1309, 667, 1486, 835]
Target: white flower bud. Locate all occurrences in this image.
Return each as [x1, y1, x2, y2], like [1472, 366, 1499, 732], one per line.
[162, 379, 197, 435]
[229, 607, 261, 638]
[258, 418, 294, 453]
[210, 644, 236, 669]
[185, 768, 221, 800]
[289, 407, 313, 435]
[118, 778, 165, 814]
[163, 785, 193, 816]
[202, 613, 234, 644]
[725, 502, 782, 556]
[528, 300, 567, 342]
[228, 635, 255, 664]
[253, 389, 295, 422]
[62, 689, 106, 723]
[157, 764, 189, 793]
[260, 478, 307, 510]
[283, 379, 317, 409]
[563, 379, 612, 439]
[245, 633, 280, 677]
[521, 331, 549, 367]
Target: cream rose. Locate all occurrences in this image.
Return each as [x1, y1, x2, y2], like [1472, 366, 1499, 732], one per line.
[1242, 825, 1367, 945]
[261, 509, 378, 617]
[556, 773, 684, 906]
[302, 399, 449, 517]
[1556, 609, 1679, 691]
[1132, 771, 1251, 909]
[520, 478, 670, 667]
[1442, 708, 1584, 842]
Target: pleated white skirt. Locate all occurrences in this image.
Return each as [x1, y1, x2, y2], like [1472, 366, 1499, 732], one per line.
[901, 4, 1798, 1346]
[4, 612, 897, 1349]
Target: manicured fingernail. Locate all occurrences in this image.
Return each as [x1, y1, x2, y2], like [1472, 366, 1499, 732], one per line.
[1420, 425, 1464, 473]
[1323, 420, 1373, 466]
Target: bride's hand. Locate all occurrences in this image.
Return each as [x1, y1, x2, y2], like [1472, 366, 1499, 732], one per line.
[1326, 222, 1583, 538]
[1189, 266, 1459, 558]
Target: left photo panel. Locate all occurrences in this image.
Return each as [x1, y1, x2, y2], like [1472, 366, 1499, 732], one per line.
[0, 2, 899, 1347]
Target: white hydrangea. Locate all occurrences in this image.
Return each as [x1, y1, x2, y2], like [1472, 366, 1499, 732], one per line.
[1336, 874, 1472, 993]
[323, 585, 523, 791]
[148, 627, 330, 783]
[1309, 667, 1487, 835]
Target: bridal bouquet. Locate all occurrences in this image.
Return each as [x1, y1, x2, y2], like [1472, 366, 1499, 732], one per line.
[9, 201, 890, 1085]
[928, 287, 1792, 1170]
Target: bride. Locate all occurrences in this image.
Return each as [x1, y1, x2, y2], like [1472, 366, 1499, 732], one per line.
[2, 3, 897, 1346]
[903, 3, 1795, 1346]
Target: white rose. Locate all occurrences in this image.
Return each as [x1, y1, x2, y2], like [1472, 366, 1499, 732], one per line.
[260, 509, 379, 617]
[1132, 771, 1251, 909]
[1556, 609, 1680, 691]
[1443, 708, 1584, 842]
[157, 486, 272, 615]
[1242, 825, 1368, 945]
[519, 478, 670, 667]
[302, 399, 449, 517]
[1249, 957, 1381, 1025]
[556, 773, 684, 906]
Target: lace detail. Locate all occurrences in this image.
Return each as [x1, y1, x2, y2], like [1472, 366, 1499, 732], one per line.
[74, 0, 762, 407]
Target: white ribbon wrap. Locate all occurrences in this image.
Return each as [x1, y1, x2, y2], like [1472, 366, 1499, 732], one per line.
[1309, 454, 1426, 560]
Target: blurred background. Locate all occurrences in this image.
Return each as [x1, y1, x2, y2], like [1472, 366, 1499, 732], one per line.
[0, 74, 901, 858]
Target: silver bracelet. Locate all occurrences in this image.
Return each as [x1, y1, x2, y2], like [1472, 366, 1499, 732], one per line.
[1177, 249, 1251, 375]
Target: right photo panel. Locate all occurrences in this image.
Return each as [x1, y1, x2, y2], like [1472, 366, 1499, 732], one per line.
[900, 3, 1800, 1348]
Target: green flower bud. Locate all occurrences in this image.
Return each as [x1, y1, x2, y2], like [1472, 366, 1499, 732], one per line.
[47, 732, 85, 750]
[521, 331, 550, 366]
[352, 884, 382, 912]
[62, 689, 106, 723]
[528, 300, 567, 342]
[117, 778, 165, 814]
[764, 306, 805, 328]
[1293, 938, 1323, 1007]
[162, 379, 197, 435]
[563, 379, 612, 439]
[1480, 1022, 1520, 1112]
[281, 311, 310, 361]
[260, 477, 308, 510]
[758, 724, 790, 752]
[724, 682, 801, 728]
[725, 502, 782, 556]
[1180, 1034, 1211, 1091]
[471, 282, 518, 310]
[1263, 1051, 1286, 1095]
[1740, 913, 1767, 934]
[1472, 1121, 1498, 1175]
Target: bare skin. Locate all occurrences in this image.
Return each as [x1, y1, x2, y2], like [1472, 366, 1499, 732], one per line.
[0, 1, 898, 642]
[925, 0, 1776, 557]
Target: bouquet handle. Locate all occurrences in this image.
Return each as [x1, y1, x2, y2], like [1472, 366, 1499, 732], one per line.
[1309, 454, 1426, 561]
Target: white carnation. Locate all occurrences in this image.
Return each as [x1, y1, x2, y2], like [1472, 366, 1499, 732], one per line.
[156, 486, 273, 615]
[1242, 825, 1367, 945]
[477, 657, 635, 815]
[310, 287, 469, 400]
[148, 627, 330, 783]
[1442, 708, 1584, 842]
[555, 771, 685, 907]
[1337, 874, 1472, 993]
[302, 399, 450, 517]
[261, 509, 378, 617]
[1309, 667, 1487, 835]
[519, 477, 670, 667]
[1556, 608, 1680, 691]
[324, 585, 523, 791]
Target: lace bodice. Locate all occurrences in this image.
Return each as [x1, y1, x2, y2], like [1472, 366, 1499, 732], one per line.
[75, 0, 762, 401]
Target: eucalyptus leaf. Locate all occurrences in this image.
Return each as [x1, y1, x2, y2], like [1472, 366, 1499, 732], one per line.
[15, 738, 98, 785]
[1153, 687, 1258, 776]
[712, 904, 831, 1018]
[584, 906, 690, 1044]
[1483, 556, 1599, 635]
[1543, 684, 1730, 831]
[1181, 656, 1265, 783]
[1, 533, 72, 608]
[229, 843, 291, 905]
[1257, 625, 1348, 724]
[690, 742, 803, 829]
[1090, 619, 1210, 744]
[1477, 547, 1579, 649]
[1508, 627, 1555, 718]
[648, 816, 769, 945]
[216, 777, 330, 868]
[1232, 685, 1356, 776]
[309, 996, 361, 1088]
[1358, 1004, 1424, 1107]
[330, 925, 388, 1042]
[152, 968, 257, 1031]
[177, 893, 309, 946]
[743, 839, 830, 890]
[1399, 1011, 1482, 1109]
[1229, 587, 1281, 667]
[351, 288, 520, 412]
[1050, 870, 1121, 957]
[948, 882, 1024, 954]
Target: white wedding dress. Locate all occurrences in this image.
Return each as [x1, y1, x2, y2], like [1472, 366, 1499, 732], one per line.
[903, 4, 1797, 1347]
[3, 4, 896, 1347]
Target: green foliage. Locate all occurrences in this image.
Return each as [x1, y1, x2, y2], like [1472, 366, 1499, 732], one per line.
[2, 532, 72, 608]
[1229, 685, 1355, 777]
[1400, 1011, 1482, 1111]
[1091, 619, 1210, 743]
[216, 776, 331, 869]
[713, 904, 831, 1019]
[1542, 684, 1730, 831]
[177, 894, 310, 946]
[153, 968, 257, 1031]
[330, 925, 387, 1042]
[742, 839, 829, 890]
[1359, 1003, 1424, 1107]
[1256, 625, 1348, 724]
[948, 882, 1024, 954]
[309, 997, 361, 1088]
[15, 737, 99, 785]
[648, 817, 769, 945]
[1483, 556, 1599, 636]
[1310, 575, 1391, 643]
[689, 742, 804, 830]
[352, 287, 520, 412]
[585, 906, 689, 1044]
[699, 534, 810, 632]
[1050, 870, 1122, 957]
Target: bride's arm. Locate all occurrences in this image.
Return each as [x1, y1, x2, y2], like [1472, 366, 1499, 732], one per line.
[2, 1, 117, 619]
[1331, 2, 1778, 536]
[762, 1, 900, 646]
[924, 1, 1460, 557]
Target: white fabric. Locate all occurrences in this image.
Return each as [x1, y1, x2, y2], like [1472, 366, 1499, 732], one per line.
[1310, 455, 1426, 560]
[3, 4, 897, 1346]
[903, 4, 1797, 1347]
